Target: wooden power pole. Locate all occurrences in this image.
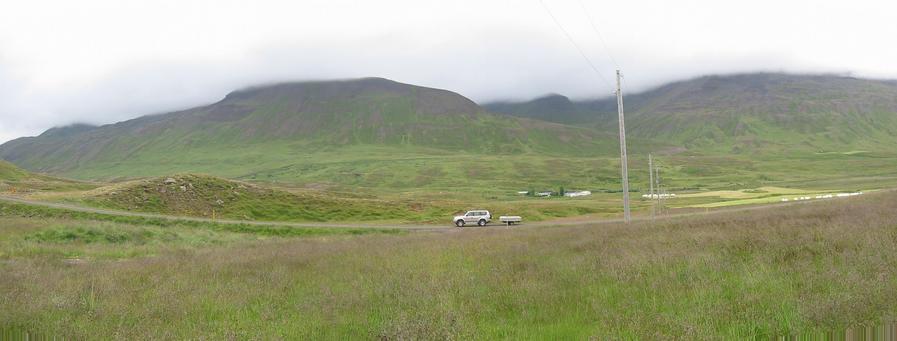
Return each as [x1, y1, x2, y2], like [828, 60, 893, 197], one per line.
[649, 153, 655, 221]
[615, 69, 631, 223]
[655, 166, 663, 215]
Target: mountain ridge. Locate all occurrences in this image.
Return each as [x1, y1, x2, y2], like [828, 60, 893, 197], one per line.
[0, 77, 618, 179]
[484, 73, 897, 151]
[4, 72, 897, 185]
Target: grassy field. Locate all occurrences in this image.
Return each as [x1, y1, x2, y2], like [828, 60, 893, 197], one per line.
[670, 186, 869, 208]
[4, 133, 897, 224]
[6, 144, 889, 224]
[0, 200, 405, 259]
[6, 117, 897, 225]
[2, 190, 896, 339]
[50, 144, 897, 195]
[17, 172, 643, 224]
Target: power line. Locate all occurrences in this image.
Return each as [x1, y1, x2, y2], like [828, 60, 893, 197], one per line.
[577, 0, 619, 69]
[538, 0, 613, 90]
[539, 0, 631, 223]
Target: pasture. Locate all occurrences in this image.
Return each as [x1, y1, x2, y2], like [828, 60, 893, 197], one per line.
[2, 190, 897, 339]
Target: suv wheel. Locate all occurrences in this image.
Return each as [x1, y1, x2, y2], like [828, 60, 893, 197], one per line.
[455, 220, 465, 227]
[478, 219, 487, 226]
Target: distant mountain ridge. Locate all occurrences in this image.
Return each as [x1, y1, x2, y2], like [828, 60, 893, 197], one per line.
[485, 73, 897, 151]
[486, 94, 603, 124]
[4, 73, 897, 182]
[38, 123, 98, 138]
[0, 77, 614, 178]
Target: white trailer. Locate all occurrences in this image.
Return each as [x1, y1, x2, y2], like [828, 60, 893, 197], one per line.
[499, 215, 522, 226]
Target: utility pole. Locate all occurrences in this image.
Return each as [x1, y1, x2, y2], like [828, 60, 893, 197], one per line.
[655, 166, 662, 215]
[660, 182, 665, 215]
[615, 69, 631, 223]
[648, 153, 655, 221]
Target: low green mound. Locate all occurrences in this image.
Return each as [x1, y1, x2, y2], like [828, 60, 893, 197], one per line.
[85, 174, 437, 222]
[0, 160, 96, 193]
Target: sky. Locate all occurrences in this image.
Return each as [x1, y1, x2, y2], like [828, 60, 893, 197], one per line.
[1, 0, 896, 144]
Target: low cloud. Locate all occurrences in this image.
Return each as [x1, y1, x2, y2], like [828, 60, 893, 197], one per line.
[1, 0, 895, 143]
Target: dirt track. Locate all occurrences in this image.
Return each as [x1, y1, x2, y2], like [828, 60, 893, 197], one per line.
[4, 191, 876, 232]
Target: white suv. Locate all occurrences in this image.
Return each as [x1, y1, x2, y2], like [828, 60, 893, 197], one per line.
[453, 210, 491, 227]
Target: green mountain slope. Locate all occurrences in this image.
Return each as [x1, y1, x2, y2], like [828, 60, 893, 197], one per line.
[0, 78, 622, 182]
[5, 73, 897, 195]
[485, 73, 897, 153]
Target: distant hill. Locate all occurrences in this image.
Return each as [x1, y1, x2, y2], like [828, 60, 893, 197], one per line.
[485, 94, 610, 124]
[0, 78, 618, 180]
[485, 73, 897, 152]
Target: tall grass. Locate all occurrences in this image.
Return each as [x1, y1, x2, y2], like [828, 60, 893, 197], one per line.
[2, 192, 897, 339]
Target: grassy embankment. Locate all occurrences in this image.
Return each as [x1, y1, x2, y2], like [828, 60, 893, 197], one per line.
[2, 189, 896, 338]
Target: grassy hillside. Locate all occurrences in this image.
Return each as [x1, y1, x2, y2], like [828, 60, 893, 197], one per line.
[0, 78, 620, 179]
[3, 188, 896, 338]
[486, 73, 897, 153]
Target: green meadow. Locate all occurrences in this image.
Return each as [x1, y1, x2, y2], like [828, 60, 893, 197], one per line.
[51, 145, 897, 223]
[2, 189, 896, 339]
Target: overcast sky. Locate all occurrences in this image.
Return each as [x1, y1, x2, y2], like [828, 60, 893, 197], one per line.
[1, 0, 895, 143]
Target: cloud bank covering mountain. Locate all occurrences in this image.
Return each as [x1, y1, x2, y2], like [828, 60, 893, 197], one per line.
[1, 0, 896, 143]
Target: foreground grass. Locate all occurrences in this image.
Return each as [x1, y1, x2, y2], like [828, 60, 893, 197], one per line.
[2, 192, 897, 338]
[0, 201, 405, 260]
[0, 217, 263, 260]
